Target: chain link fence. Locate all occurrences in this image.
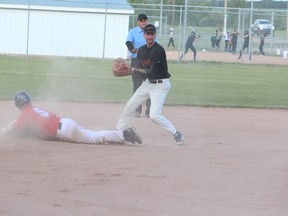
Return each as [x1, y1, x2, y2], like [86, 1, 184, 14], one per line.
[1, 1, 287, 60]
[130, 3, 288, 60]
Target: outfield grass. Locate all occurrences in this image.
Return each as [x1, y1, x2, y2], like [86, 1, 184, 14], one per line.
[0, 55, 288, 109]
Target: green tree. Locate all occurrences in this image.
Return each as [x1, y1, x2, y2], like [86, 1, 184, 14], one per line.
[228, 0, 246, 8]
[128, 0, 210, 6]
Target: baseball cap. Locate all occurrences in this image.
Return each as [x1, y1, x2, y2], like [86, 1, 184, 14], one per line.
[137, 13, 148, 21]
[144, 24, 156, 34]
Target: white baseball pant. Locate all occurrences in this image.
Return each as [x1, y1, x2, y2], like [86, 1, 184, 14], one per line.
[117, 78, 177, 135]
[56, 118, 125, 144]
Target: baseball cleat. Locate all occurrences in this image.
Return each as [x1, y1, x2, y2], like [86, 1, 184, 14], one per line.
[123, 126, 142, 144]
[174, 131, 184, 145]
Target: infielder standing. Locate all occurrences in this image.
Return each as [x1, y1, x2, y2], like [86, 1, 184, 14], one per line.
[117, 24, 184, 145]
[2, 91, 142, 144]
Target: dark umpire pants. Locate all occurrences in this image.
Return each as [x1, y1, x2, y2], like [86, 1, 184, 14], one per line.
[131, 58, 151, 115]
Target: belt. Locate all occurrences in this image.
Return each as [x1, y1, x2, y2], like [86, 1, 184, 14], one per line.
[58, 122, 62, 130]
[149, 79, 163, 84]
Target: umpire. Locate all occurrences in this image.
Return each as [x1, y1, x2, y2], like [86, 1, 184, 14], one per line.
[125, 13, 151, 118]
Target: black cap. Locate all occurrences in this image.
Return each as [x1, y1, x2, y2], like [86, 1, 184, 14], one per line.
[137, 13, 148, 21]
[144, 24, 156, 34]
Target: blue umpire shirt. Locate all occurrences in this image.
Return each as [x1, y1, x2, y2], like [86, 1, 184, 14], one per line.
[127, 25, 158, 59]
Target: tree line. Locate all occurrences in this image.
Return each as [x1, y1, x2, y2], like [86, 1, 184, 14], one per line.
[128, 0, 287, 9]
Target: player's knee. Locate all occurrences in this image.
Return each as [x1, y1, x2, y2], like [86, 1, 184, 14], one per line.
[150, 114, 161, 123]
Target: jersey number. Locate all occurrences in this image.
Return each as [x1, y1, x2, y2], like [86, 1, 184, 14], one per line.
[33, 107, 49, 117]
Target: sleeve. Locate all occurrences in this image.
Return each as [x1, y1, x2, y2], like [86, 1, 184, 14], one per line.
[126, 29, 134, 43]
[1, 120, 16, 134]
[14, 114, 27, 129]
[134, 47, 143, 68]
[126, 41, 135, 53]
[2, 116, 29, 137]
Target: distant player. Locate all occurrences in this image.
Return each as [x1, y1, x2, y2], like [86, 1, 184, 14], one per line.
[258, 31, 266, 55]
[238, 29, 250, 60]
[1, 91, 142, 144]
[167, 28, 175, 48]
[180, 30, 198, 61]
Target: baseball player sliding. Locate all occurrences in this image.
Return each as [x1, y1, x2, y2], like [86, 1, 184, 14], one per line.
[1, 91, 142, 145]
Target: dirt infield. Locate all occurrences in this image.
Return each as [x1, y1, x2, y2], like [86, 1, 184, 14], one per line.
[166, 50, 288, 65]
[0, 101, 287, 216]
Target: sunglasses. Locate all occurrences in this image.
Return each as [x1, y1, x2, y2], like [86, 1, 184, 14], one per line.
[139, 19, 147, 23]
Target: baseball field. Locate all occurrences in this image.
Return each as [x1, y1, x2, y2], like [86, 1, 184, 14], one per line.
[0, 53, 288, 216]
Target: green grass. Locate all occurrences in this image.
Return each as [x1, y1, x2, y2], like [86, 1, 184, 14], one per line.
[1, 55, 288, 109]
[168, 62, 288, 108]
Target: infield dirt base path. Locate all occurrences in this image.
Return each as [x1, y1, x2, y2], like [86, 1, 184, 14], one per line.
[166, 50, 288, 65]
[0, 101, 287, 216]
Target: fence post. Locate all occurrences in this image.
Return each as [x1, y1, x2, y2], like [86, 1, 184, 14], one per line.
[165, 15, 167, 35]
[26, 0, 31, 56]
[224, 0, 227, 34]
[270, 10, 275, 54]
[178, 6, 183, 63]
[249, 1, 254, 61]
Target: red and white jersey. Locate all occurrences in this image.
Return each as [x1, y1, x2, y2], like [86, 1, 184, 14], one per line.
[14, 105, 61, 140]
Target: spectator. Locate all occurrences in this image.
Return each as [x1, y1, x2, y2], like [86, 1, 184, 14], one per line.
[167, 28, 175, 48]
[223, 31, 230, 52]
[230, 29, 239, 54]
[258, 31, 266, 55]
[215, 28, 223, 50]
[211, 29, 218, 48]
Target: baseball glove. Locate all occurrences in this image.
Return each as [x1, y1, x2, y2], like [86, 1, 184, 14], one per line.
[112, 58, 132, 77]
